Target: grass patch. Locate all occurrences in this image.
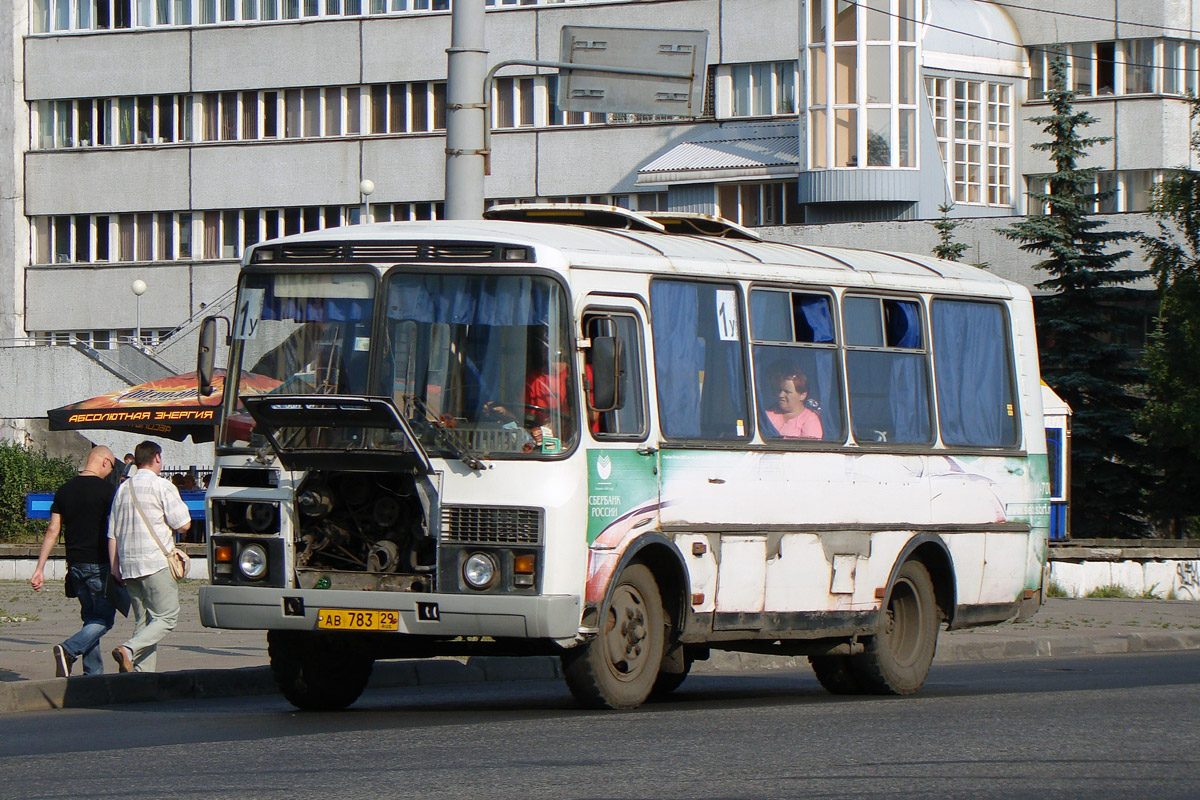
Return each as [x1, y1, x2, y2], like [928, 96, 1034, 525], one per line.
[1046, 581, 1069, 598]
[1085, 584, 1133, 599]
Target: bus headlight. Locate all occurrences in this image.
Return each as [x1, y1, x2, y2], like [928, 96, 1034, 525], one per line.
[462, 552, 497, 590]
[238, 544, 268, 580]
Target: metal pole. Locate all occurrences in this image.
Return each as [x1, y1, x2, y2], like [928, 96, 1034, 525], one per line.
[445, 0, 487, 220]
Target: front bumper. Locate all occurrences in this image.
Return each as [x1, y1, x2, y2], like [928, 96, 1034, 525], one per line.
[199, 584, 582, 640]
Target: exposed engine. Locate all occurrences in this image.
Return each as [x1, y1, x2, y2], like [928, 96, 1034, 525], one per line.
[294, 470, 435, 590]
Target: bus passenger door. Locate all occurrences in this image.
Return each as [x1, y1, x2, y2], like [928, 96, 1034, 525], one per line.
[580, 300, 660, 562]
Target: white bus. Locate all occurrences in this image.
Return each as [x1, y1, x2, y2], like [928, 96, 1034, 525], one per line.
[196, 205, 1050, 710]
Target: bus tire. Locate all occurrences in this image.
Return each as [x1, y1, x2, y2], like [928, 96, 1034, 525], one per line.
[268, 630, 374, 711]
[562, 563, 666, 710]
[808, 655, 865, 694]
[852, 559, 939, 695]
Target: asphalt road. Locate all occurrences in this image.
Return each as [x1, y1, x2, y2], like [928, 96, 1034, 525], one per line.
[3, 651, 1198, 800]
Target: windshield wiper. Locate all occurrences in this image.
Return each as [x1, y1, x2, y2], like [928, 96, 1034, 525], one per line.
[405, 396, 486, 471]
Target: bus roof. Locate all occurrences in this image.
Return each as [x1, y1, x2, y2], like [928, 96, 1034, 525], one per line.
[246, 217, 1020, 299]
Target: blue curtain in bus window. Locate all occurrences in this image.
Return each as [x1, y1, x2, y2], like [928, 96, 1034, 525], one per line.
[651, 282, 703, 437]
[386, 275, 551, 326]
[259, 290, 371, 322]
[845, 297, 930, 444]
[889, 354, 931, 443]
[652, 281, 749, 439]
[885, 300, 931, 443]
[933, 300, 1014, 446]
[794, 295, 835, 343]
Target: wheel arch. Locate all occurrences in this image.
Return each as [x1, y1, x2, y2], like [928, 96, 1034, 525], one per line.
[598, 532, 691, 638]
[883, 533, 957, 628]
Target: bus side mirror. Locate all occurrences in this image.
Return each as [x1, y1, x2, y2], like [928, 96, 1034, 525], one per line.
[197, 315, 220, 397]
[589, 335, 623, 413]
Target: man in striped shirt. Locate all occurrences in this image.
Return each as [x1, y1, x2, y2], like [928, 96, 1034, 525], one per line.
[107, 441, 191, 673]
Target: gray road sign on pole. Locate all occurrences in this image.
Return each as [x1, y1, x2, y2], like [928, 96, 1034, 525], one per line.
[558, 26, 708, 117]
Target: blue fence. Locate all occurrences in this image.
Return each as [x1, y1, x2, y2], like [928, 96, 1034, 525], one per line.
[26, 491, 207, 521]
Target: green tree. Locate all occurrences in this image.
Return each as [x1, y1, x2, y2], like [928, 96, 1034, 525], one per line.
[0, 442, 78, 542]
[1139, 97, 1200, 537]
[931, 203, 969, 262]
[1000, 54, 1148, 538]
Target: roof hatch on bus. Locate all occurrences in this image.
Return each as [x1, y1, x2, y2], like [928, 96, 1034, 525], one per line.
[242, 395, 433, 473]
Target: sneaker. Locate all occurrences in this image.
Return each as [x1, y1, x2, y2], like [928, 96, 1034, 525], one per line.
[52, 644, 74, 678]
[112, 645, 134, 673]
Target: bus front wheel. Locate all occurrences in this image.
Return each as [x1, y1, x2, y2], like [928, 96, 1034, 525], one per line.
[853, 559, 940, 695]
[268, 630, 374, 711]
[562, 563, 666, 710]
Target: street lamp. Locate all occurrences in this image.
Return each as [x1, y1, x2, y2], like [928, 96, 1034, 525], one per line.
[131, 279, 147, 347]
[359, 179, 376, 224]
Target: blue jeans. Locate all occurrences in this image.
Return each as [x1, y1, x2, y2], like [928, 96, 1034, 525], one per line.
[62, 563, 117, 675]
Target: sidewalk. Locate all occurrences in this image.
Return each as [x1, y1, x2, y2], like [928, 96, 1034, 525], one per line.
[1, 579, 1197, 713]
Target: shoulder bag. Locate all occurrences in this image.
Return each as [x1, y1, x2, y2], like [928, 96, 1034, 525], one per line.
[128, 486, 190, 580]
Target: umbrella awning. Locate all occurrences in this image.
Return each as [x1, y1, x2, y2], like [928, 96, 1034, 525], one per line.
[47, 370, 280, 442]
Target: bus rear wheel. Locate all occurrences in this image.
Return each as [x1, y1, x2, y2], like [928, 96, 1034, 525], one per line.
[268, 630, 375, 711]
[852, 559, 939, 695]
[562, 564, 666, 710]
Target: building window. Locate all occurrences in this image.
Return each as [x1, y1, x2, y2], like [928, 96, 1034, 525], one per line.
[806, 0, 919, 169]
[493, 77, 536, 129]
[926, 77, 1011, 206]
[31, 202, 448, 266]
[1029, 39, 1198, 99]
[1026, 170, 1162, 214]
[36, 328, 175, 348]
[730, 61, 798, 117]
[715, 183, 804, 226]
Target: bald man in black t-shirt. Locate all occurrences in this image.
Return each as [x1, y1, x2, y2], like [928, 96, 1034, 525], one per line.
[31, 446, 119, 677]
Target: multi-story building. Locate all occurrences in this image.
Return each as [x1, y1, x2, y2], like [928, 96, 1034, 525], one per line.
[0, 0, 1193, 453]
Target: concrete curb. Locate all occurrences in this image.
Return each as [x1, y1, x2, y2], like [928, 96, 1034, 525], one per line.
[2, 631, 1198, 714]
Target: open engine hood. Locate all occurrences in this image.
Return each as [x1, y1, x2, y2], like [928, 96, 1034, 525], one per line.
[242, 395, 433, 473]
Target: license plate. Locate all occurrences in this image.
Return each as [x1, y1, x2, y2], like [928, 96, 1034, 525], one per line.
[316, 608, 400, 631]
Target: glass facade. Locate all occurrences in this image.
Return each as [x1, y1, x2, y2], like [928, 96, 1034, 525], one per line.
[806, 0, 919, 169]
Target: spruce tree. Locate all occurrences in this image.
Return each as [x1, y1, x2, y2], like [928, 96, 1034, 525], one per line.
[931, 203, 969, 262]
[1139, 97, 1200, 537]
[1000, 54, 1148, 538]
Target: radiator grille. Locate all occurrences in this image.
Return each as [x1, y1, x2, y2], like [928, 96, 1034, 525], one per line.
[441, 506, 542, 545]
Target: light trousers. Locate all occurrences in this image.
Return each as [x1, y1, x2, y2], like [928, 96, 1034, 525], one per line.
[121, 567, 179, 673]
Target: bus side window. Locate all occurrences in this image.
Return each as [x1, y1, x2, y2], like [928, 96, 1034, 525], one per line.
[584, 312, 647, 439]
[843, 295, 933, 445]
[749, 288, 843, 443]
[932, 299, 1019, 447]
[650, 280, 751, 441]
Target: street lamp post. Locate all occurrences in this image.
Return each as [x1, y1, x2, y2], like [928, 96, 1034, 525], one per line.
[131, 279, 147, 347]
[359, 179, 376, 224]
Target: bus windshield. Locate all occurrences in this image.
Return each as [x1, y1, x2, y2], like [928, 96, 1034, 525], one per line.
[380, 271, 577, 458]
[220, 270, 377, 447]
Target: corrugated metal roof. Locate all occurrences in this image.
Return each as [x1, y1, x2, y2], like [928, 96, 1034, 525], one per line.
[638, 123, 799, 180]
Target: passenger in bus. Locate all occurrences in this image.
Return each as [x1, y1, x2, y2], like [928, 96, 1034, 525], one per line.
[764, 368, 823, 440]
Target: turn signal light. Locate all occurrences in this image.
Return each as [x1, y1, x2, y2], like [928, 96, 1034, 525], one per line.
[513, 554, 536, 574]
[215, 545, 234, 562]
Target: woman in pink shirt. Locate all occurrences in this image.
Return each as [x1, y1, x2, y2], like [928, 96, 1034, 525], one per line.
[764, 369, 823, 440]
